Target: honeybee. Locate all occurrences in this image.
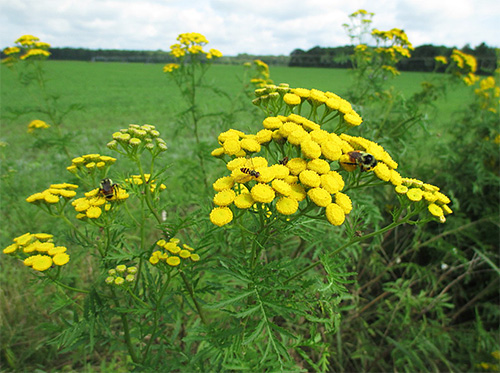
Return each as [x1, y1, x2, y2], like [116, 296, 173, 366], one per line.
[240, 168, 260, 178]
[278, 156, 289, 165]
[99, 178, 119, 200]
[343, 151, 378, 172]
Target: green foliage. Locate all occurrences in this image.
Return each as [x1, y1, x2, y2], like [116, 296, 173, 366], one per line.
[1, 25, 499, 372]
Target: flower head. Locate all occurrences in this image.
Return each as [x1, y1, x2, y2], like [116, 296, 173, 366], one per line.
[3, 233, 70, 271]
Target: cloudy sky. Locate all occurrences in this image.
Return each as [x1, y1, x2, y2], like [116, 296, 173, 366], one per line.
[1, 0, 498, 55]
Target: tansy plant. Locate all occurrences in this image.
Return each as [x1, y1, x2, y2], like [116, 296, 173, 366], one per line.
[2, 35, 82, 158]
[196, 83, 454, 369]
[2, 122, 208, 367]
[342, 11, 414, 104]
[162, 32, 223, 190]
[210, 84, 452, 231]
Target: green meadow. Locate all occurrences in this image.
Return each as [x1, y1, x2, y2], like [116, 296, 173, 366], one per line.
[1, 60, 469, 162]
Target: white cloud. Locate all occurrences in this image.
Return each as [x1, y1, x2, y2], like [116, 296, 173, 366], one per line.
[0, 0, 498, 55]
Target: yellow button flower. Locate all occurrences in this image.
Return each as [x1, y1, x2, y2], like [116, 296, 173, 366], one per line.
[374, 163, 391, 181]
[271, 179, 292, 196]
[263, 116, 283, 130]
[167, 256, 181, 266]
[213, 189, 236, 206]
[428, 203, 444, 217]
[251, 183, 275, 203]
[234, 193, 254, 209]
[276, 197, 299, 215]
[210, 207, 233, 226]
[213, 176, 235, 192]
[31, 255, 53, 271]
[307, 159, 331, 174]
[3, 244, 18, 254]
[335, 192, 353, 214]
[53, 253, 70, 266]
[286, 158, 307, 175]
[86, 206, 102, 219]
[326, 203, 345, 226]
[283, 93, 301, 106]
[289, 183, 307, 201]
[320, 172, 344, 194]
[240, 138, 261, 153]
[407, 188, 424, 202]
[308, 188, 332, 207]
[395, 185, 408, 194]
[288, 128, 311, 146]
[299, 170, 321, 188]
[301, 140, 322, 159]
[321, 142, 342, 161]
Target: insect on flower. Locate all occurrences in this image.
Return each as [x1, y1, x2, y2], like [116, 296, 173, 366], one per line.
[100, 178, 119, 200]
[343, 151, 378, 172]
[278, 156, 289, 165]
[240, 167, 260, 178]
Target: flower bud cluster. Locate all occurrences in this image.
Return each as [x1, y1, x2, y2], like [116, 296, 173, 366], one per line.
[108, 124, 167, 155]
[149, 238, 200, 267]
[3, 232, 69, 271]
[105, 265, 138, 285]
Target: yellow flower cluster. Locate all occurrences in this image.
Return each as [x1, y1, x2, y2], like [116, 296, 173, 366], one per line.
[249, 59, 274, 88]
[166, 32, 222, 66]
[434, 56, 447, 65]
[105, 264, 137, 285]
[72, 185, 129, 219]
[67, 153, 116, 175]
[449, 49, 479, 86]
[2, 35, 51, 66]
[26, 183, 78, 205]
[3, 232, 69, 271]
[211, 85, 453, 225]
[210, 113, 364, 227]
[20, 49, 51, 60]
[163, 63, 180, 73]
[254, 85, 363, 127]
[371, 28, 413, 52]
[395, 178, 453, 223]
[149, 238, 200, 266]
[27, 119, 50, 133]
[108, 124, 167, 154]
[474, 76, 500, 113]
[125, 174, 167, 193]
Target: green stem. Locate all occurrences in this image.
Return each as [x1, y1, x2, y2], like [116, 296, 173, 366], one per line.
[284, 213, 416, 285]
[141, 271, 171, 363]
[180, 270, 207, 325]
[111, 288, 140, 363]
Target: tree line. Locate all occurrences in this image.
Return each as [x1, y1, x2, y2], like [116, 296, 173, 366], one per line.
[288, 43, 497, 74]
[3, 43, 496, 74]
